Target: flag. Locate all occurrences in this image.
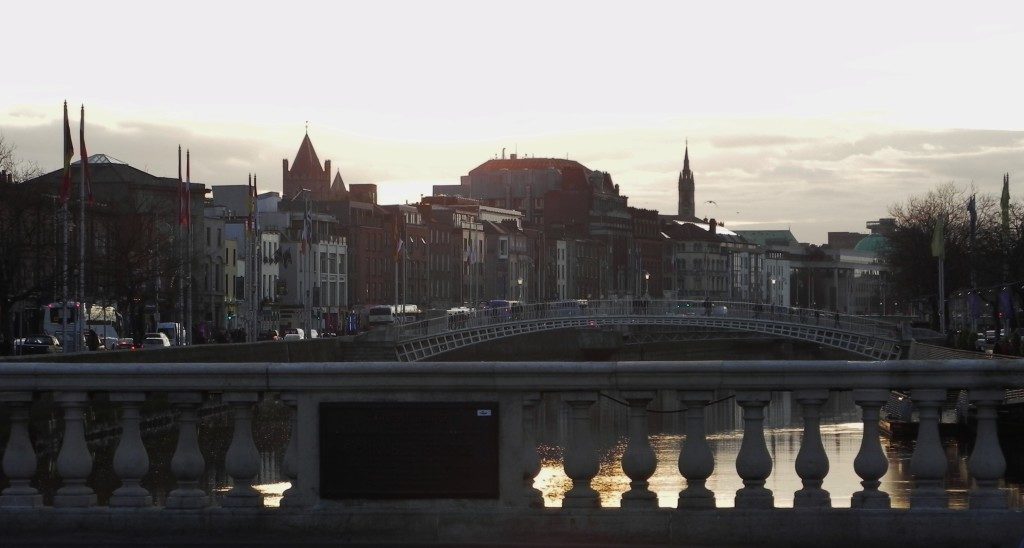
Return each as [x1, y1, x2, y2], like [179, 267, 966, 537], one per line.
[78, 105, 94, 205]
[300, 197, 312, 254]
[931, 217, 945, 259]
[60, 101, 74, 205]
[246, 173, 253, 232]
[967, 194, 977, 250]
[1001, 173, 1011, 238]
[392, 216, 402, 262]
[185, 149, 192, 230]
[253, 174, 259, 232]
[178, 147, 187, 227]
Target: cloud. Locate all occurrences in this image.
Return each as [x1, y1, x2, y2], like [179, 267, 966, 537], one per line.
[710, 134, 809, 148]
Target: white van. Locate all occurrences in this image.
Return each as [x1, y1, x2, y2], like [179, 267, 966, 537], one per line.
[156, 322, 187, 345]
[282, 328, 305, 341]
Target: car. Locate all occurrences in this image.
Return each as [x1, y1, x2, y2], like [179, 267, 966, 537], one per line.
[141, 332, 171, 348]
[282, 328, 305, 341]
[114, 338, 138, 350]
[258, 329, 280, 341]
[17, 334, 62, 355]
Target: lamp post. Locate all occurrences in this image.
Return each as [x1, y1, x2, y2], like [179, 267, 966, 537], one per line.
[770, 277, 776, 316]
[517, 277, 523, 301]
[643, 271, 650, 298]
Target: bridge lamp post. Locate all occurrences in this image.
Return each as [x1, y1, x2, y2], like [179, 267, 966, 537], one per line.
[517, 277, 523, 301]
[643, 271, 650, 298]
[770, 278, 776, 311]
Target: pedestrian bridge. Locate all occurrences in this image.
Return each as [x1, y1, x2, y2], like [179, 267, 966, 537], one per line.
[395, 300, 906, 362]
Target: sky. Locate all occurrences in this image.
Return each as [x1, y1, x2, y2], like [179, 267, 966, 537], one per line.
[3, 0, 1023, 243]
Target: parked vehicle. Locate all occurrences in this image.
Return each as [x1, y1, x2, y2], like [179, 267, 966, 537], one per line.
[142, 332, 171, 348]
[42, 302, 124, 350]
[156, 322, 187, 345]
[282, 328, 305, 341]
[113, 338, 138, 350]
[16, 334, 62, 355]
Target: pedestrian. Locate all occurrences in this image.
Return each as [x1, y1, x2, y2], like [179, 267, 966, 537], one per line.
[703, 297, 712, 316]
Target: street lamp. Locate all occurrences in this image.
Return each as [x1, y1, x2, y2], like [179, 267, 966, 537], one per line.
[517, 277, 523, 301]
[643, 271, 650, 298]
[770, 277, 776, 312]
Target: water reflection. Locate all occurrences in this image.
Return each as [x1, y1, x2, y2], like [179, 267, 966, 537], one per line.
[534, 392, 1023, 509]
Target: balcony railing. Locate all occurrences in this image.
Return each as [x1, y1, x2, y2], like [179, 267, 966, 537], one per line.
[1, 359, 1023, 545]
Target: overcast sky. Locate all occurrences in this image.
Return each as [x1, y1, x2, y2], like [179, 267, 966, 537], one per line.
[3, 0, 1023, 243]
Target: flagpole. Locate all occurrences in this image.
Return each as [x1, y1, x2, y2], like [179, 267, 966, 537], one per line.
[938, 256, 945, 335]
[77, 105, 87, 351]
[177, 146, 184, 345]
[185, 150, 193, 346]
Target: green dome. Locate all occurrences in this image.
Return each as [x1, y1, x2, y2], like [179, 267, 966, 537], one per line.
[854, 234, 890, 253]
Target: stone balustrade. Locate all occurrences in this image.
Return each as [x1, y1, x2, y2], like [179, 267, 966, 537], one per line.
[2, 359, 1024, 546]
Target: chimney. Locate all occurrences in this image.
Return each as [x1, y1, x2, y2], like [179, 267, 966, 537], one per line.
[709, 218, 717, 234]
[510, 153, 517, 160]
[324, 159, 331, 177]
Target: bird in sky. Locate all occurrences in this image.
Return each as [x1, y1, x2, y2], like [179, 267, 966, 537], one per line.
[705, 200, 717, 205]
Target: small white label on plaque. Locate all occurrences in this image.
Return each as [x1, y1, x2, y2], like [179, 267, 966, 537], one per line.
[477, 409, 492, 417]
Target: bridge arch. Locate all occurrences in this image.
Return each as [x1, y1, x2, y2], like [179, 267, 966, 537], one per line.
[394, 300, 904, 362]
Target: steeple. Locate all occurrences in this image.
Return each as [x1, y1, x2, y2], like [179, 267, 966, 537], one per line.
[282, 132, 331, 200]
[678, 141, 695, 220]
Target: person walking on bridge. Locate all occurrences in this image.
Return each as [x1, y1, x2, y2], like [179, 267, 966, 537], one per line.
[703, 297, 712, 316]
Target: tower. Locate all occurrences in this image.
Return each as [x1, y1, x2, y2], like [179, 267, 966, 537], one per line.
[677, 142, 695, 220]
[282, 132, 332, 201]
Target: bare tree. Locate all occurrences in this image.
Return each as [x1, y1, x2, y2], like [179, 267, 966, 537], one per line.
[0, 133, 42, 182]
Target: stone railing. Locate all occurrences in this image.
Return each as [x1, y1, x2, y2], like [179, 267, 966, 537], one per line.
[2, 360, 1024, 546]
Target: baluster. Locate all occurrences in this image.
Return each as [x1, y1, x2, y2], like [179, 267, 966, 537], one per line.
[562, 392, 599, 508]
[909, 389, 948, 509]
[279, 394, 301, 507]
[620, 391, 657, 508]
[968, 389, 1008, 509]
[222, 392, 263, 508]
[677, 390, 715, 509]
[793, 389, 831, 508]
[53, 392, 96, 507]
[521, 393, 543, 508]
[0, 393, 42, 507]
[109, 392, 152, 507]
[166, 392, 208, 509]
[734, 391, 773, 508]
[851, 389, 891, 508]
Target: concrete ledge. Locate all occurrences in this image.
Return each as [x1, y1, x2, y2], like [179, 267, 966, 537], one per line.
[1, 507, 1023, 547]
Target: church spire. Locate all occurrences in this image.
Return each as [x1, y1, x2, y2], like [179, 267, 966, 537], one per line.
[678, 141, 695, 220]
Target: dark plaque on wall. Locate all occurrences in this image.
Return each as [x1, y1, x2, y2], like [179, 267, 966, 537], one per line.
[319, 402, 500, 499]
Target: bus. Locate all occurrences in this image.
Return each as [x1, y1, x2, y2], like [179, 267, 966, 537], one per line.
[42, 302, 124, 350]
[366, 304, 423, 328]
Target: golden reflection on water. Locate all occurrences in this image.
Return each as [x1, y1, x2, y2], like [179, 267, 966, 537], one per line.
[535, 423, 1020, 509]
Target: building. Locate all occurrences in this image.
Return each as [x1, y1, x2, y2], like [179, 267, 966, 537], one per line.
[677, 143, 698, 222]
[19, 154, 205, 339]
[281, 132, 347, 202]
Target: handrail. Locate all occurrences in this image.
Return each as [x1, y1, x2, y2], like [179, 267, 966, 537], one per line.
[1, 360, 1022, 391]
[394, 299, 904, 341]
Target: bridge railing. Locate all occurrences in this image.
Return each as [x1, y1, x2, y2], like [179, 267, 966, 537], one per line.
[1, 360, 1022, 545]
[395, 299, 903, 340]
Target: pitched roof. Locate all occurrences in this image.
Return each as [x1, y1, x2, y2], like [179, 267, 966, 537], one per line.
[331, 170, 347, 195]
[290, 134, 324, 178]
